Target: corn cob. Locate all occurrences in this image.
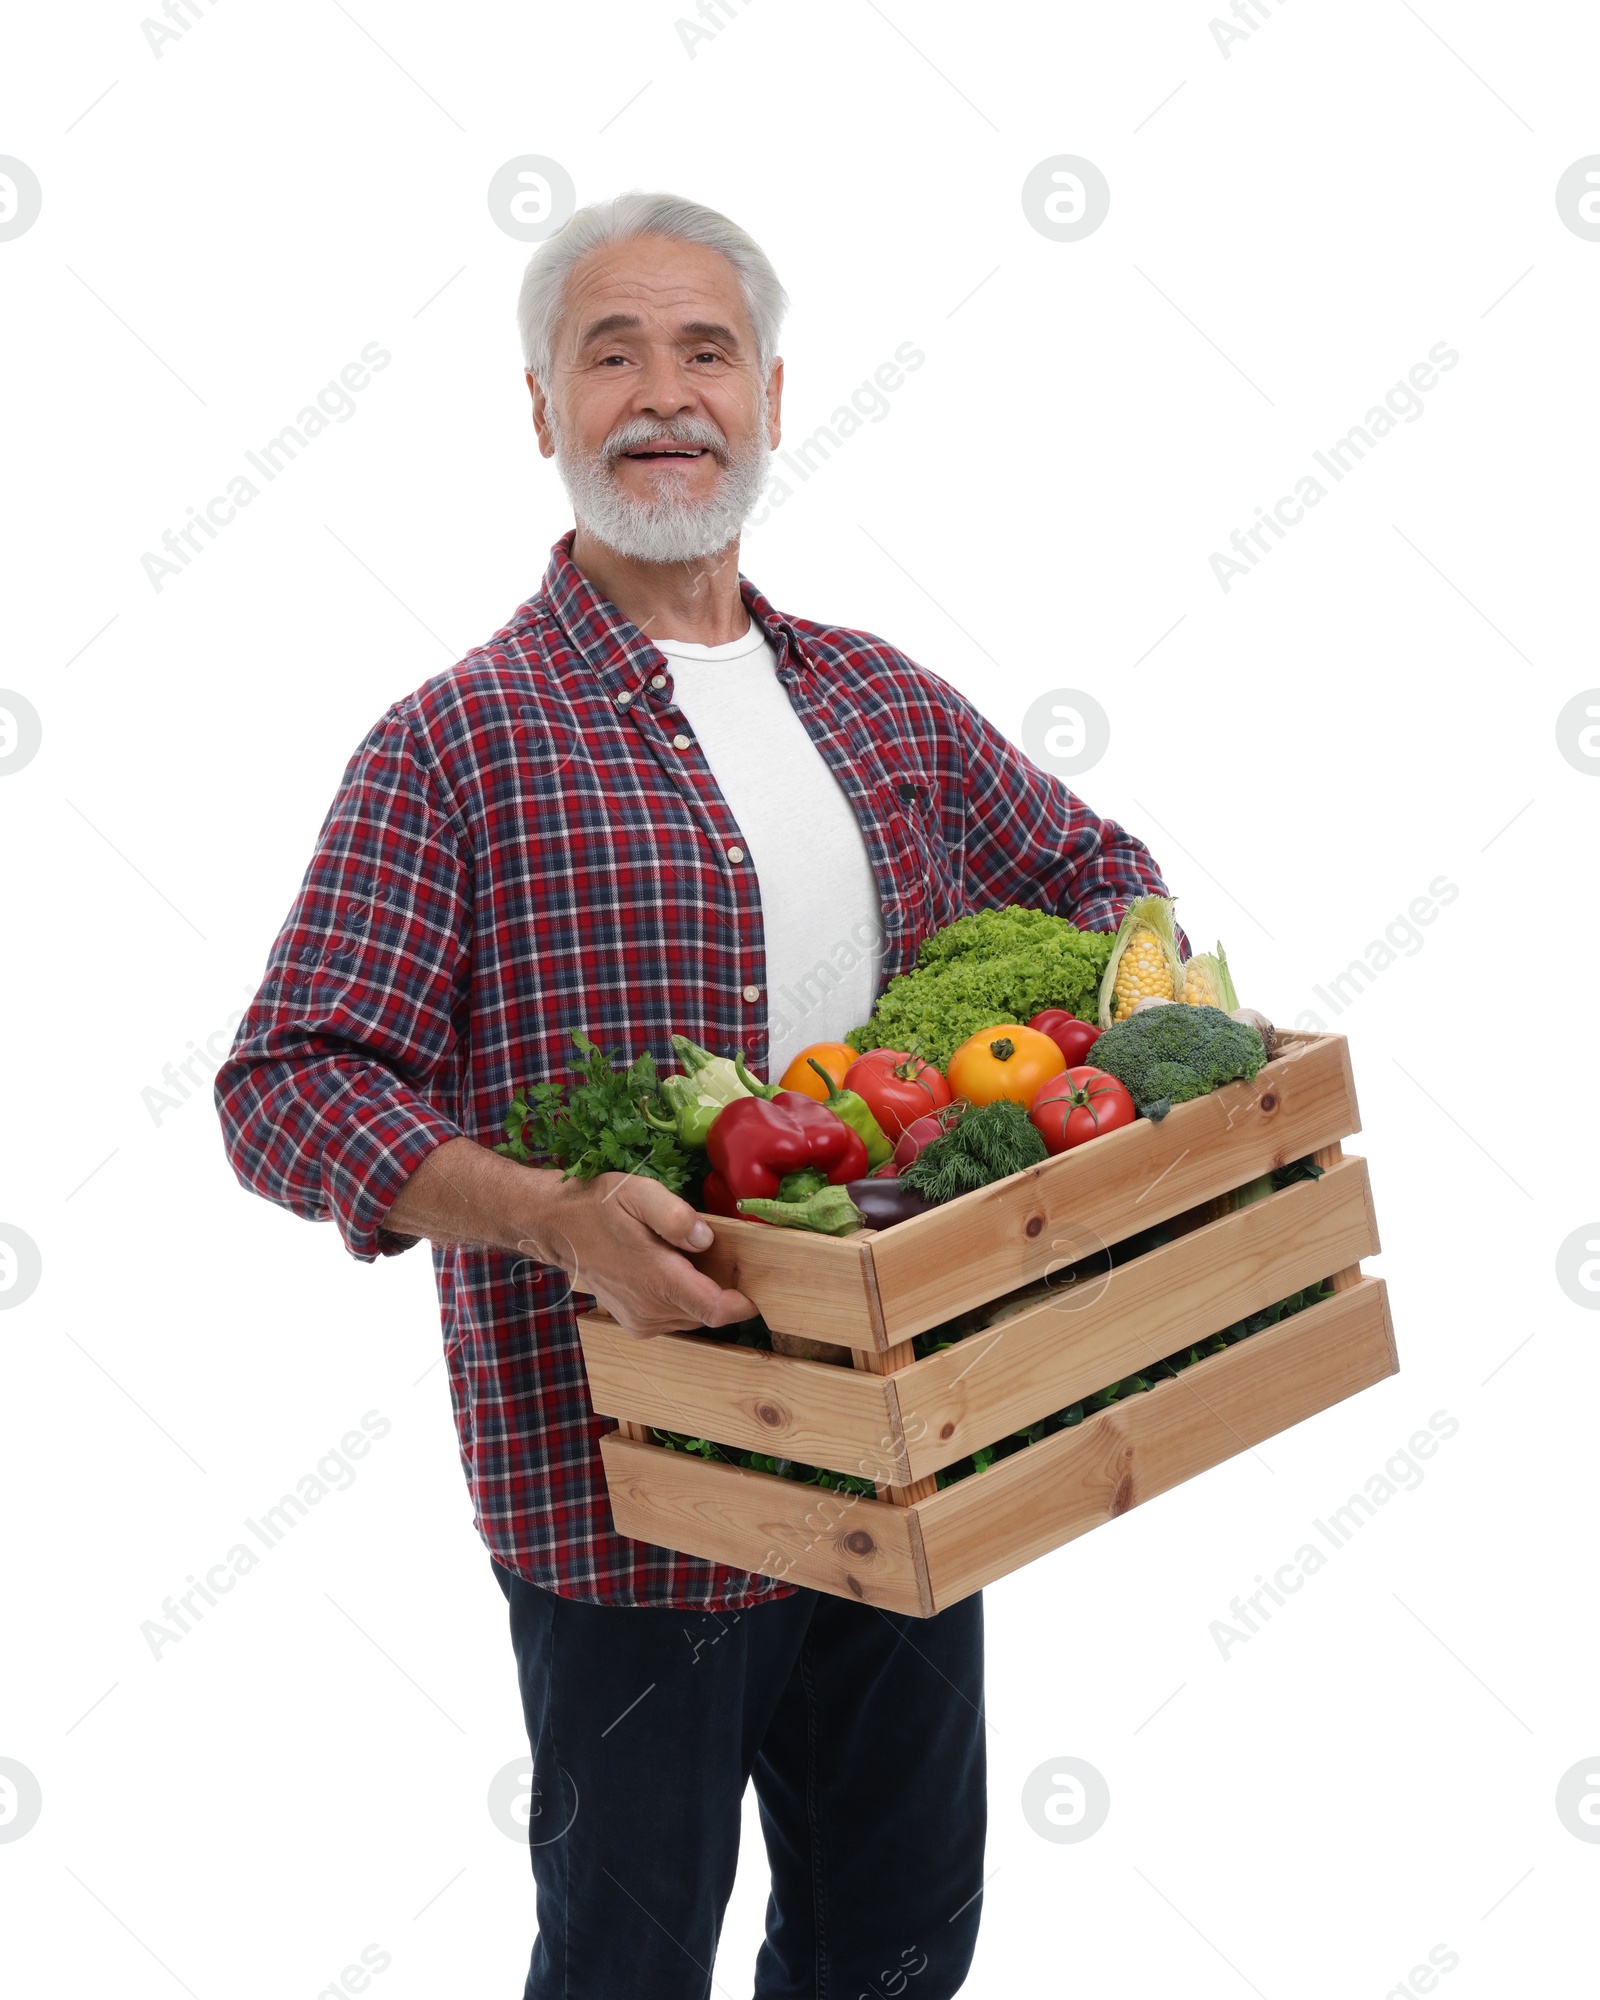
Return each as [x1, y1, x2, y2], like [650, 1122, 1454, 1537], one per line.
[1179, 944, 1239, 1011]
[1098, 895, 1184, 1029]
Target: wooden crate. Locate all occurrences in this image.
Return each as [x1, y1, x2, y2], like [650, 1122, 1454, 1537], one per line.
[675, 1029, 1362, 1348]
[580, 1031, 1399, 1614]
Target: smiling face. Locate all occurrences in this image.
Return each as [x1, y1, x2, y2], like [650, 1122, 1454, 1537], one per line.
[528, 233, 782, 564]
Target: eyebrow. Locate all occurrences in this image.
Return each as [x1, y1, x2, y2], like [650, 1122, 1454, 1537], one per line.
[577, 313, 744, 352]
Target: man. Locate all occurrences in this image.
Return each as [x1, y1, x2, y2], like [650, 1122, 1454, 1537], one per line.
[216, 190, 1177, 1999]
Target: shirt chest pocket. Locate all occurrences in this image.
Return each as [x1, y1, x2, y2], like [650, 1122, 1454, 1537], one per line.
[874, 768, 960, 956]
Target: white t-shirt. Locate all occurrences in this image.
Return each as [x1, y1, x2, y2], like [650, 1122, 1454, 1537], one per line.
[653, 621, 884, 1086]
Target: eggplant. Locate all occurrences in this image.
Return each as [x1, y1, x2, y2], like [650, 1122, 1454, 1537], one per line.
[843, 1176, 942, 1228]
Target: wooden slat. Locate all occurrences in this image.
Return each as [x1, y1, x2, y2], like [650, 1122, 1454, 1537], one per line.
[599, 1431, 930, 1614]
[914, 1275, 1396, 1612]
[684, 1218, 885, 1347]
[852, 1342, 940, 1504]
[1310, 1139, 1376, 1292]
[578, 1315, 902, 1479]
[896, 1152, 1379, 1481]
[584, 1159, 1378, 1489]
[864, 1031, 1361, 1344]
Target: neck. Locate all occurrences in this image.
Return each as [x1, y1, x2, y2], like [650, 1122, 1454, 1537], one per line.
[569, 527, 751, 646]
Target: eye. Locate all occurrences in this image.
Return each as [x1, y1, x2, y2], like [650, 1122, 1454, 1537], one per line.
[690, 349, 722, 364]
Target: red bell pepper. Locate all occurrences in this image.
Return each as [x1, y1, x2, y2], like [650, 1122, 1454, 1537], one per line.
[701, 1091, 868, 1221]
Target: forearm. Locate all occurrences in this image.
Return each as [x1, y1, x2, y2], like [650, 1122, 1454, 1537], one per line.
[382, 1136, 575, 1258]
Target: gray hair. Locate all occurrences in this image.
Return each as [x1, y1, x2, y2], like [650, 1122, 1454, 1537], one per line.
[516, 190, 789, 390]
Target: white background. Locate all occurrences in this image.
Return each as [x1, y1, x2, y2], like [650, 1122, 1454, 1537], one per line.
[3, 1, 1598, 1994]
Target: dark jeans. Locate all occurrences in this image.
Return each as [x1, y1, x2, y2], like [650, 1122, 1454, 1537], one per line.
[491, 1556, 987, 1999]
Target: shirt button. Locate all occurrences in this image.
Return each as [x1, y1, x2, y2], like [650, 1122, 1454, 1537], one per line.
[727, 845, 744, 863]
[616, 690, 633, 707]
[742, 984, 760, 1003]
[650, 673, 667, 689]
[672, 732, 691, 750]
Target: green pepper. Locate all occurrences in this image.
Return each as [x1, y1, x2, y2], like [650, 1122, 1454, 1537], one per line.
[806, 1057, 893, 1170]
[777, 1167, 829, 1201]
[734, 1185, 864, 1236]
[641, 1073, 725, 1149]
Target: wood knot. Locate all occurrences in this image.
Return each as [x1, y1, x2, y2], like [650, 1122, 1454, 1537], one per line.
[939, 1421, 955, 1439]
[843, 1529, 875, 1556]
[846, 1573, 866, 1598]
[1110, 1471, 1135, 1516]
[1258, 1091, 1278, 1114]
[1024, 1214, 1044, 1238]
[755, 1402, 785, 1428]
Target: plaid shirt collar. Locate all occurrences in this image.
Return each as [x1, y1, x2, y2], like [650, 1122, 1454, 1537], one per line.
[536, 527, 808, 698]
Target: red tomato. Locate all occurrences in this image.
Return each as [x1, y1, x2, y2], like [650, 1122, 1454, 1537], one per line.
[1028, 1009, 1103, 1068]
[1028, 1065, 1136, 1155]
[842, 1048, 952, 1141]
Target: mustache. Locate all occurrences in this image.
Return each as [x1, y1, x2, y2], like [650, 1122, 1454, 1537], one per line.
[602, 414, 730, 462]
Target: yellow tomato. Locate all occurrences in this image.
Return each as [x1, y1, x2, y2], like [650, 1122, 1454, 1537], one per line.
[945, 1023, 1066, 1107]
[779, 1041, 860, 1102]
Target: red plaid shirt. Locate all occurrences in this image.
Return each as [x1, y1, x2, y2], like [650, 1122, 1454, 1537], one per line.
[216, 529, 1177, 1609]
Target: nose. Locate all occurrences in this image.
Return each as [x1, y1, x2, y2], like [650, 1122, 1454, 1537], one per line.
[631, 343, 697, 420]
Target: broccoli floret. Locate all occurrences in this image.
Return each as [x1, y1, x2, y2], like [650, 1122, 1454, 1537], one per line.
[1091, 1005, 1267, 1120]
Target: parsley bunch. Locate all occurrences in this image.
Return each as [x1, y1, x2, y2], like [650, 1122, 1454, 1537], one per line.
[495, 1028, 692, 1192]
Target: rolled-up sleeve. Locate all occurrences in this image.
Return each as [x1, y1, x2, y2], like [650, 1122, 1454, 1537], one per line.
[214, 704, 472, 1261]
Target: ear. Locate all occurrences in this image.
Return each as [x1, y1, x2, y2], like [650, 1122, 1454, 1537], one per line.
[527, 371, 556, 459]
[764, 356, 784, 451]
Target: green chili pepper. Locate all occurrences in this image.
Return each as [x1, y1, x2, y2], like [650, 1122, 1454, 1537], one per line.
[734, 1185, 865, 1236]
[805, 1057, 893, 1170]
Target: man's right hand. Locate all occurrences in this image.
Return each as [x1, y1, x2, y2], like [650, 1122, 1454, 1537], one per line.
[533, 1171, 758, 1340]
[381, 1139, 757, 1341]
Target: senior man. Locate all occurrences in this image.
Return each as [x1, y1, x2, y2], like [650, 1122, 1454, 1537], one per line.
[217, 191, 1177, 1999]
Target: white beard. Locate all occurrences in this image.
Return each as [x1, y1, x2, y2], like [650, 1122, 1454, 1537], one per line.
[548, 404, 772, 565]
